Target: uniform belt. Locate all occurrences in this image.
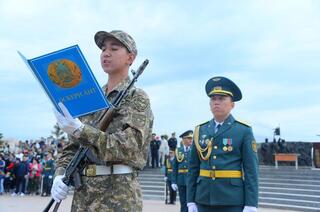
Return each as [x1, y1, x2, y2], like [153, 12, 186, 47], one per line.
[178, 169, 188, 173]
[167, 168, 173, 172]
[199, 169, 242, 178]
[84, 164, 133, 177]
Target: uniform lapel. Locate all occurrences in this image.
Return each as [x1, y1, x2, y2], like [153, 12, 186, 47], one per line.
[206, 119, 215, 137]
[213, 115, 235, 139]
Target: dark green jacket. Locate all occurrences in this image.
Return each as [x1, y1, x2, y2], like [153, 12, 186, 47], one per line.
[165, 157, 174, 181]
[172, 145, 190, 186]
[187, 115, 259, 207]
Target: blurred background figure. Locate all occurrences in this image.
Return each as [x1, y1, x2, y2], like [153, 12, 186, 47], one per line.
[168, 132, 177, 151]
[150, 133, 161, 168]
[12, 156, 28, 196]
[0, 154, 5, 195]
[41, 152, 55, 196]
[28, 158, 42, 195]
[159, 135, 169, 167]
[164, 150, 177, 205]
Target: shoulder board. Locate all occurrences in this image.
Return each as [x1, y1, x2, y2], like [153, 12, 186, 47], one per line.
[197, 120, 209, 127]
[236, 119, 251, 127]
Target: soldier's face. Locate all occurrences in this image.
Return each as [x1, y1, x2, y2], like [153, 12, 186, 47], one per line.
[183, 137, 192, 146]
[100, 38, 135, 75]
[210, 95, 234, 121]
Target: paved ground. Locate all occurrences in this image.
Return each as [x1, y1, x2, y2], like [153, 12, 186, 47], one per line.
[0, 194, 296, 212]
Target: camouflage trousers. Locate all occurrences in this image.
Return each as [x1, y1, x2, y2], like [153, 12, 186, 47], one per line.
[71, 173, 142, 212]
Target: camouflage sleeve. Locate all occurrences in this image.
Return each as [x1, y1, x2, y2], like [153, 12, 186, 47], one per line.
[77, 88, 153, 170]
[54, 136, 80, 176]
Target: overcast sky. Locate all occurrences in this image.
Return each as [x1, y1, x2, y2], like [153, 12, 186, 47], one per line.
[1, 0, 320, 142]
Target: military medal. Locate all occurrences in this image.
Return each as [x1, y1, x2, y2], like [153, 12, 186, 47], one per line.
[223, 138, 228, 146]
[227, 138, 233, 151]
[222, 138, 228, 151]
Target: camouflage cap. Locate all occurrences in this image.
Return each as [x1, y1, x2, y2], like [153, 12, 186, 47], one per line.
[94, 30, 137, 55]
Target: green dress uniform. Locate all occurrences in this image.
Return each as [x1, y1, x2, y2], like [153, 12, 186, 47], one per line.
[187, 76, 259, 212]
[164, 156, 176, 204]
[172, 130, 193, 212]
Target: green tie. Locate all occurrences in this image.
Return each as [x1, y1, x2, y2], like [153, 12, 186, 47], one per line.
[215, 124, 221, 133]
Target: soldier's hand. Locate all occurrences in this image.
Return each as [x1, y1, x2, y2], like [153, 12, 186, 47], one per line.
[243, 206, 257, 212]
[54, 102, 84, 138]
[51, 175, 69, 203]
[171, 183, 178, 191]
[187, 202, 198, 212]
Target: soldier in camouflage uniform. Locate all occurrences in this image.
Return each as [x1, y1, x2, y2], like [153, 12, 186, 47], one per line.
[51, 30, 154, 212]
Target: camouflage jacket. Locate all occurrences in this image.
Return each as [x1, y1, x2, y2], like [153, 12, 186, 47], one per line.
[55, 77, 154, 175]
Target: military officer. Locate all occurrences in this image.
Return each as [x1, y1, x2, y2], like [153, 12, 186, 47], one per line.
[164, 150, 177, 204]
[51, 30, 154, 211]
[172, 130, 193, 212]
[187, 76, 259, 212]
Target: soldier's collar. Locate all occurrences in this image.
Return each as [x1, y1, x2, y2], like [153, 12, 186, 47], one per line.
[213, 119, 224, 126]
[210, 115, 234, 127]
[103, 76, 131, 94]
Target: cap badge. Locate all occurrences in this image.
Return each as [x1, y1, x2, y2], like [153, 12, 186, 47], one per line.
[213, 86, 222, 91]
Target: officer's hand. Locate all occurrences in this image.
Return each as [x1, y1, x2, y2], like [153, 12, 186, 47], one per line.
[51, 175, 69, 203]
[164, 177, 168, 181]
[243, 206, 257, 212]
[54, 103, 84, 138]
[187, 202, 198, 212]
[171, 183, 178, 191]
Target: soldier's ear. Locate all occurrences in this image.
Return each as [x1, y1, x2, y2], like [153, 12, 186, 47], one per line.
[231, 101, 235, 109]
[127, 52, 136, 66]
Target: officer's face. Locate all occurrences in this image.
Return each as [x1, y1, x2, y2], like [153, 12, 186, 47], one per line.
[100, 38, 135, 75]
[210, 95, 234, 122]
[183, 137, 192, 147]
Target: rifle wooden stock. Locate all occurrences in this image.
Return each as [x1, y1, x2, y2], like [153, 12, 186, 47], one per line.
[99, 108, 116, 131]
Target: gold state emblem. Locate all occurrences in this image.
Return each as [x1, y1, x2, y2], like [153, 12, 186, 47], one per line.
[48, 59, 82, 88]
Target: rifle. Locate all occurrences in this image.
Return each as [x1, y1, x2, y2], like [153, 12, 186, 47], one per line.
[165, 180, 169, 204]
[164, 155, 169, 204]
[98, 59, 149, 131]
[43, 59, 149, 212]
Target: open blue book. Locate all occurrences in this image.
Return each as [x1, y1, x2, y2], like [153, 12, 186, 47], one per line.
[18, 45, 110, 118]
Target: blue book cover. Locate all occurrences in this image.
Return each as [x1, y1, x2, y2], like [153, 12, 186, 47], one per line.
[18, 45, 110, 118]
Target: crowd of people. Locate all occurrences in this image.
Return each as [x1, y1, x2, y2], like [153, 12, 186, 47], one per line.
[0, 139, 64, 197]
[146, 132, 178, 168]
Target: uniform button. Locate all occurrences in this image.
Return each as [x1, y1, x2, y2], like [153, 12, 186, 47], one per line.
[213, 155, 217, 159]
[214, 146, 218, 149]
